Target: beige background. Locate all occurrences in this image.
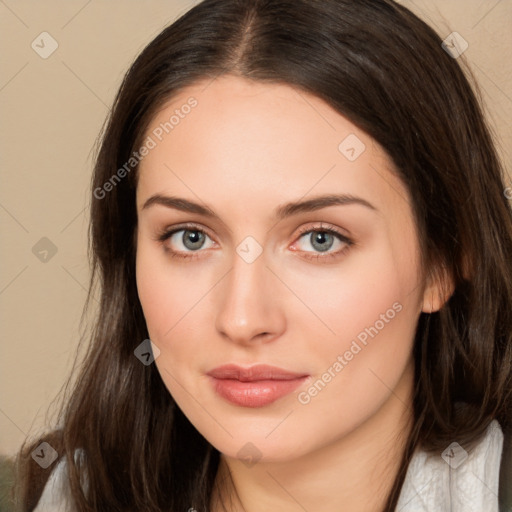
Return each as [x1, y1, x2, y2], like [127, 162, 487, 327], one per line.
[1, 0, 511, 456]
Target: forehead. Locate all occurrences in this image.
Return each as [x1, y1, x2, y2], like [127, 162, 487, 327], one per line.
[137, 74, 411, 220]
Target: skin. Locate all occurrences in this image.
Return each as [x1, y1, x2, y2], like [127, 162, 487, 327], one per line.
[135, 74, 451, 511]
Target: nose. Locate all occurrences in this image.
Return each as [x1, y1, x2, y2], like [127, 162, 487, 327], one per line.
[215, 249, 286, 346]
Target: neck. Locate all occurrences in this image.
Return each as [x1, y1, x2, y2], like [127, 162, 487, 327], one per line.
[211, 361, 415, 512]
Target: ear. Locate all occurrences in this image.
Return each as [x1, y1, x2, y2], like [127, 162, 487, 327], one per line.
[421, 262, 455, 314]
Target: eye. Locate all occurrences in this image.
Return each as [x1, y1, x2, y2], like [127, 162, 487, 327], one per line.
[155, 222, 354, 262]
[156, 224, 215, 259]
[292, 223, 353, 261]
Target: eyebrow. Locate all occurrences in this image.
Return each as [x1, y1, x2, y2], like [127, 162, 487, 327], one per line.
[141, 193, 378, 221]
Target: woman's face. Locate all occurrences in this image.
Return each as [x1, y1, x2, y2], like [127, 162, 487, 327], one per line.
[135, 74, 438, 462]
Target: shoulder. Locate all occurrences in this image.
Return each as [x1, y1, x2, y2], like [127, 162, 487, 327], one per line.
[33, 449, 85, 512]
[397, 420, 505, 512]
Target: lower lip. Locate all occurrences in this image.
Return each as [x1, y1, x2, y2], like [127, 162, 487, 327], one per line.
[209, 376, 309, 408]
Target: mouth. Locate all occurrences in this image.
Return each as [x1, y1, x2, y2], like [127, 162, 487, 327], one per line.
[207, 364, 310, 408]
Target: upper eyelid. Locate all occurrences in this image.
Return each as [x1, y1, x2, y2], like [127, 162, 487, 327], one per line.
[295, 222, 351, 238]
[163, 223, 216, 241]
[162, 222, 348, 236]
[161, 222, 352, 246]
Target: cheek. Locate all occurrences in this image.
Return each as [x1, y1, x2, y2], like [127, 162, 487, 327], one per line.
[285, 242, 416, 344]
[135, 249, 168, 339]
[135, 241, 188, 344]
[135, 239, 217, 374]
[135, 246, 195, 402]
[289, 240, 420, 396]
[292, 239, 421, 420]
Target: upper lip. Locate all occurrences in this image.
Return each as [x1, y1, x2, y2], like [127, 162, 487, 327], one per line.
[207, 364, 309, 381]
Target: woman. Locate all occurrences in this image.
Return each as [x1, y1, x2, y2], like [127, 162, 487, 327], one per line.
[13, 0, 512, 510]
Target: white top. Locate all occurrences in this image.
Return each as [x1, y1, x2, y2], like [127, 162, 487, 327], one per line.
[397, 420, 504, 511]
[34, 420, 504, 511]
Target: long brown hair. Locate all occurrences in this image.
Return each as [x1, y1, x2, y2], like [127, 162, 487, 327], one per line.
[13, 0, 512, 510]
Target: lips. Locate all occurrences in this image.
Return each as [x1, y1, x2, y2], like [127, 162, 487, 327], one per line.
[207, 364, 310, 408]
[207, 363, 308, 381]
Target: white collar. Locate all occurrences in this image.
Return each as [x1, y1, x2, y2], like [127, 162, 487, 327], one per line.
[396, 420, 504, 511]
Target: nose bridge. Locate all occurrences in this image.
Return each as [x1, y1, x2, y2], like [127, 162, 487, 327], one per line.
[215, 246, 285, 344]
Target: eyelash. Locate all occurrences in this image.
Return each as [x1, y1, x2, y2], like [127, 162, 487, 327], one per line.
[155, 222, 354, 262]
[294, 223, 353, 262]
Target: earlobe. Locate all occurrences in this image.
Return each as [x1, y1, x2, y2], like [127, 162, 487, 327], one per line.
[421, 264, 455, 314]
